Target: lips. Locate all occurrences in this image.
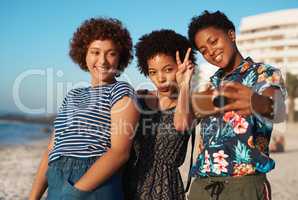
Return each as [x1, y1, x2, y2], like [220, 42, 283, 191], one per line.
[158, 86, 170, 92]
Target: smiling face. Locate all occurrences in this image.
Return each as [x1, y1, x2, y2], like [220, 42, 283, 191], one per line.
[85, 39, 120, 86]
[194, 27, 241, 72]
[147, 54, 178, 97]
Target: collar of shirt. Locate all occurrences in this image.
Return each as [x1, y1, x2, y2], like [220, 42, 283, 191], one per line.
[210, 57, 254, 88]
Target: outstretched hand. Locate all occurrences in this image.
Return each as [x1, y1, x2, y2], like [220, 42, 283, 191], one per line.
[216, 81, 254, 116]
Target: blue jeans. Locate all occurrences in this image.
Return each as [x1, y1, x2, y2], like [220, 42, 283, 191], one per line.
[46, 156, 123, 200]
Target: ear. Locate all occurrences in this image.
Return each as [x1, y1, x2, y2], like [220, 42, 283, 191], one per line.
[228, 30, 236, 42]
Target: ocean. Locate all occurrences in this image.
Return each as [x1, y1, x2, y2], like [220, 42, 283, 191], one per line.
[0, 121, 51, 145]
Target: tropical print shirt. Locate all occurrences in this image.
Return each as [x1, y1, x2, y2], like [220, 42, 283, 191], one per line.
[191, 57, 286, 177]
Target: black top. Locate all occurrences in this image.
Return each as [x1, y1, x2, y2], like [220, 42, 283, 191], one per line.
[123, 92, 191, 200]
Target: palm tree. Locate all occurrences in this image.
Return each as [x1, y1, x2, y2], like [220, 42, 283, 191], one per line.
[286, 73, 298, 122]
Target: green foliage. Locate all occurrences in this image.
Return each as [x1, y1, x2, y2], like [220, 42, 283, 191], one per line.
[234, 141, 251, 164]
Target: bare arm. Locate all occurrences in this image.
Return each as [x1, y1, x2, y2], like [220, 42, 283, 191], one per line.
[174, 48, 196, 131]
[73, 96, 139, 191]
[249, 88, 286, 122]
[174, 83, 196, 131]
[29, 132, 55, 200]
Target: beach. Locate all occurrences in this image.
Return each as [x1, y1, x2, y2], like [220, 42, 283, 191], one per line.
[0, 140, 48, 200]
[0, 123, 297, 199]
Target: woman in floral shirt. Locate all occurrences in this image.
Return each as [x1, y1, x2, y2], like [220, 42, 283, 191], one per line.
[187, 11, 286, 200]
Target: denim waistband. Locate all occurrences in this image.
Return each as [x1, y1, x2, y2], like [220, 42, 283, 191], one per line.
[49, 156, 98, 170]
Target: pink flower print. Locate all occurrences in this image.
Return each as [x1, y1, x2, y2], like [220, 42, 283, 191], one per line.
[202, 150, 211, 173]
[213, 163, 228, 175]
[202, 163, 211, 173]
[223, 111, 249, 134]
[223, 111, 237, 122]
[233, 117, 249, 134]
[213, 150, 229, 166]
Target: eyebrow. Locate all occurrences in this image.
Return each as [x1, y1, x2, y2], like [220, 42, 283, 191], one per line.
[89, 47, 117, 51]
[148, 64, 173, 71]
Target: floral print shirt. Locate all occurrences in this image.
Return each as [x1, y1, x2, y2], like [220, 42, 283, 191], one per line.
[191, 57, 286, 177]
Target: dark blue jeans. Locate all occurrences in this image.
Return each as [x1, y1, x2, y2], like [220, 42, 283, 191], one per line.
[46, 156, 123, 200]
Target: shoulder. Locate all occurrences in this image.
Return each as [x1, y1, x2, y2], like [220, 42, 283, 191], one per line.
[110, 81, 135, 96]
[253, 63, 284, 82]
[110, 81, 137, 106]
[65, 87, 89, 98]
[253, 62, 281, 74]
[136, 90, 157, 109]
[111, 81, 134, 90]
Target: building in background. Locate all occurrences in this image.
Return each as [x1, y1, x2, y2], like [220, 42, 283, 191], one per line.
[237, 8, 298, 75]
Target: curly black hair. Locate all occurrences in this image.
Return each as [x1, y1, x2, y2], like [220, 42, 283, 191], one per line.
[135, 29, 196, 76]
[69, 17, 133, 74]
[188, 10, 235, 50]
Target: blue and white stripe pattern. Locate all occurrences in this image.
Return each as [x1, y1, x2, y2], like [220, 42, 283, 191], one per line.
[49, 81, 135, 163]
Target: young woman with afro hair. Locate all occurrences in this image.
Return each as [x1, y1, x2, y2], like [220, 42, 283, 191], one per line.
[123, 29, 197, 200]
[29, 17, 139, 200]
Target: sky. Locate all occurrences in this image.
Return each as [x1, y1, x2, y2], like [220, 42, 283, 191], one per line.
[1, 0, 297, 114]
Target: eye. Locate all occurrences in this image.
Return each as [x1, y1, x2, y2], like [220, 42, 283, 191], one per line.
[90, 50, 100, 55]
[165, 67, 173, 73]
[148, 71, 156, 76]
[108, 51, 118, 57]
[211, 39, 218, 45]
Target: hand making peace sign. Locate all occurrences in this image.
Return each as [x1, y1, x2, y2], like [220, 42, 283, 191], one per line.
[175, 48, 195, 89]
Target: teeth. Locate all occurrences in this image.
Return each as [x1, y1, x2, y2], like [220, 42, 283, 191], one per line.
[214, 54, 222, 62]
[95, 66, 108, 71]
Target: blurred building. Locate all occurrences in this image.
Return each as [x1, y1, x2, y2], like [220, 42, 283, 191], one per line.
[237, 8, 298, 74]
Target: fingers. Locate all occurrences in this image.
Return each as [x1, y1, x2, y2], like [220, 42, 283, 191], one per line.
[221, 81, 244, 91]
[219, 81, 254, 98]
[183, 48, 192, 63]
[176, 51, 182, 66]
[220, 91, 239, 100]
[176, 48, 192, 66]
[189, 66, 195, 75]
[213, 86, 239, 100]
[215, 100, 248, 111]
[177, 65, 187, 74]
[236, 110, 252, 117]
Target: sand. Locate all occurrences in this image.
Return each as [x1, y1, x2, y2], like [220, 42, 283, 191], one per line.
[0, 123, 297, 200]
[0, 140, 48, 200]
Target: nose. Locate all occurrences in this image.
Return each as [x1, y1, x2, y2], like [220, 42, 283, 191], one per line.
[157, 72, 166, 83]
[96, 53, 107, 66]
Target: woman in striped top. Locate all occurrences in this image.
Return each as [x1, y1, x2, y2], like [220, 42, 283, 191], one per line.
[29, 17, 139, 200]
